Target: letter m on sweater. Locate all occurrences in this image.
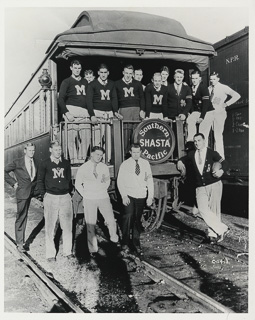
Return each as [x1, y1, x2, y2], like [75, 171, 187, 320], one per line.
[100, 90, 110, 100]
[75, 85, 86, 95]
[123, 87, 134, 97]
[153, 94, 163, 105]
[52, 168, 64, 178]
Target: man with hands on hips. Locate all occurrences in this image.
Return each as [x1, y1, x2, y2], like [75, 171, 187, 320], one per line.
[117, 143, 154, 256]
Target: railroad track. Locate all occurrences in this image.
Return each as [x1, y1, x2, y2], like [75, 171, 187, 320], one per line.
[4, 232, 89, 313]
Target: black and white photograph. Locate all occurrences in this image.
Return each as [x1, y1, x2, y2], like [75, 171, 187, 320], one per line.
[2, 0, 254, 317]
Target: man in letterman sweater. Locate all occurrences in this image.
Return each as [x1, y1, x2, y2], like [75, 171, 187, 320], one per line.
[58, 59, 90, 163]
[115, 64, 145, 154]
[186, 70, 214, 144]
[37, 141, 73, 261]
[86, 63, 123, 161]
[177, 133, 230, 243]
[144, 72, 168, 119]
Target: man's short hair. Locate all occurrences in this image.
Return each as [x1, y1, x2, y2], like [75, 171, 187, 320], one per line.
[50, 140, 62, 148]
[98, 63, 109, 71]
[210, 71, 220, 78]
[84, 69, 94, 76]
[91, 146, 105, 154]
[70, 59, 81, 67]
[193, 133, 205, 140]
[124, 64, 134, 71]
[24, 142, 35, 150]
[160, 66, 169, 74]
[153, 72, 161, 79]
[135, 68, 143, 73]
[130, 143, 141, 150]
[191, 70, 201, 77]
[175, 69, 184, 75]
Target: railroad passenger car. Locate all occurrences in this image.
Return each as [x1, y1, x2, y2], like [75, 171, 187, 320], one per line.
[4, 10, 216, 230]
[209, 27, 249, 217]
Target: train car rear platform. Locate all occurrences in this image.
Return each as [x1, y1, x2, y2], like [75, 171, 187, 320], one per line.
[4, 183, 248, 313]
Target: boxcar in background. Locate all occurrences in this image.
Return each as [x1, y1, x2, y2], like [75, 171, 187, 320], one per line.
[210, 27, 249, 217]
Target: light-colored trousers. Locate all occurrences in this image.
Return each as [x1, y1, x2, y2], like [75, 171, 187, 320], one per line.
[212, 110, 227, 158]
[93, 110, 113, 163]
[196, 180, 228, 238]
[65, 105, 91, 163]
[149, 112, 163, 120]
[186, 110, 214, 145]
[83, 197, 118, 253]
[43, 193, 73, 259]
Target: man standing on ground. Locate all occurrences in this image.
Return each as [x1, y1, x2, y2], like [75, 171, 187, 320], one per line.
[117, 143, 154, 255]
[37, 141, 73, 261]
[75, 146, 119, 257]
[177, 133, 230, 243]
[209, 72, 241, 158]
[5, 143, 38, 252]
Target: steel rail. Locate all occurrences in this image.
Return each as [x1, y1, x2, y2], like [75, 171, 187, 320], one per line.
[4, 232, 88, 313]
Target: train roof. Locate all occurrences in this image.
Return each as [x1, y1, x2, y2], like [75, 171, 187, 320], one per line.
[213, 26, 249, 50]
[47, 10, 216, 71]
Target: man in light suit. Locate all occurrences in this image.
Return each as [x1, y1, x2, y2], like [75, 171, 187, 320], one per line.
[5, 143, 38, 252]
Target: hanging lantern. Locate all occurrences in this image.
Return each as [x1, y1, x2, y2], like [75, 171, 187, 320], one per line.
[38, 69, 52, 90]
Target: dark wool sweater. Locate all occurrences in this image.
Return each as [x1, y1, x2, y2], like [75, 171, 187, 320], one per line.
[115, 79, 145, 110]
[145, 84, 168, 117]
[37, 158, 72, 197]
[181, 148, 229, 187]
[191, 83, 214, 119]
[86, 79, 118, 116]
[58, 76, 88, 115]
[167, 83, 192, 119]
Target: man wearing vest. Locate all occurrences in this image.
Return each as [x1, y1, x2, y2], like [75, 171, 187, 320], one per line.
[115, 65, 145, 155]
[37, 141, 73, 261]
[5, 143, 38, 252]
[177, 133, 230, 243]
[117, 143, 154, 256]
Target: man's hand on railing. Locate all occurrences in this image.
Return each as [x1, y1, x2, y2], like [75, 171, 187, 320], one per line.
[65, 112, 75, 122]
[114, 112, 123, 120]
[91, 116, 98, 124]
[140, 110, 145, 120]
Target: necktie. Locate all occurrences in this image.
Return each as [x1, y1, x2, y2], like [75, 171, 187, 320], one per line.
[135, 160, 140, 175]
[198, 150, 202, 165]
[30, 159, 34, 180]
[210, 87, 214, 102]
[192, 86, 196, 96]
[93, 163, 98, 178]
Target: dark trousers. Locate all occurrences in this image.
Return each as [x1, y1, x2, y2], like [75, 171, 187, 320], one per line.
[15, 198, 31, 246]
[121, 196, 146, 248]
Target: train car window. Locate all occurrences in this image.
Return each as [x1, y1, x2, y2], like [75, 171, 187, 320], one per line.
[17, 113, 24, 142]
[12, 119, 16, 144]
[43, 91, 51, 132]
[24, 106, 31, 140]
[32, 97, 42, 136]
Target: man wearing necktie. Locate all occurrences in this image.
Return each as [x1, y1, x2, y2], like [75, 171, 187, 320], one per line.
[209, 72, 241, 158]
[117, 143, 154, 255]
[5, 143, 38, 252]
[177, 133, 230, 243]
[75, 146, 119, 258]
[186, 70, 214, 143]
[165, 69, 192, 121]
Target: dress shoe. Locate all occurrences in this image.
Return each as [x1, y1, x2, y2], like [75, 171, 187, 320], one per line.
[217, 228, 230, 243]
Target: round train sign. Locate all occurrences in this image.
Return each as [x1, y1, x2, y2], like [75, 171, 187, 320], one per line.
[133, 119, 175, 164]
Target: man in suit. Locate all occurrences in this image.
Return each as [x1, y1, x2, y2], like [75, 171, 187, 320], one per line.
[165, 69, 192, 120]
[177, 133, 230, 243]
[186, 70, 214, 144]
[5, 143, 38, 252]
